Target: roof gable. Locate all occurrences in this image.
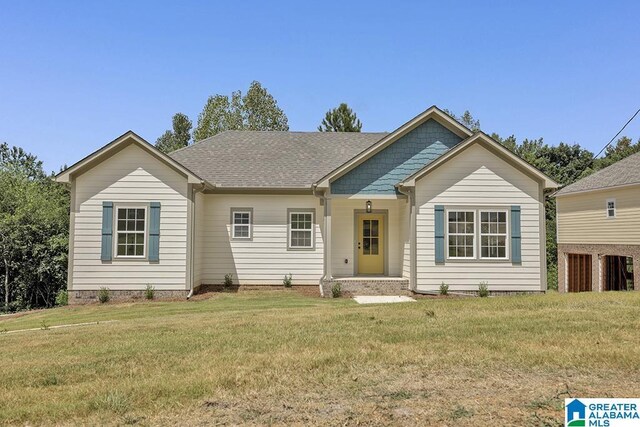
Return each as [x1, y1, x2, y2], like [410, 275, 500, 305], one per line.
[316, 106, 473, 189]
[331, 119, 463, 195]
[397, 132, 558, 189]
[55, 131, 206, 185]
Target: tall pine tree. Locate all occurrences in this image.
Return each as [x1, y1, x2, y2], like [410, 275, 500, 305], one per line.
[318, 103, 362, 132]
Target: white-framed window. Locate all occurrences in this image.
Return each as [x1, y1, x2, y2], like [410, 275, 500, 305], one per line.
[231, 209, 252, 239]
[116, 206, 146, 257]
[288, 211, 314, 249]
[447, 210, 475, 259]
[479, 210, 508, 259]
[606, 199, 616, 218]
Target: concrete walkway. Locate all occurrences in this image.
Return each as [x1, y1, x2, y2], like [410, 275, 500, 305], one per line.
[352, 296, 416, 304]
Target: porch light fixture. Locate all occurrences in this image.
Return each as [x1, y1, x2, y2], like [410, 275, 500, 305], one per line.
[366, 200, 372, 213]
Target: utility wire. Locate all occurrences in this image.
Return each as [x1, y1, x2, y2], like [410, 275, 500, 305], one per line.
[572, 107, 640, 180]
[593, 107, 640, 159]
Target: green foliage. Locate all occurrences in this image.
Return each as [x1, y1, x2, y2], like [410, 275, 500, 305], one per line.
[547, 263, 558, 291]
[155, 113, 193, 153]
[0, 142, 69, 312]
[224, 273, 233, 289]
[144, 284, 155, 300]
[318, 103, 363, 132]
[478, 282, 489, 297]
[283, 273, 292, 288]
[98, 287, 110, 304]
[193, 81, 289, 141]
[55, 289, 68, 306]
[443, 109, 481, 132]
[439, 282, 449, 295]
[595, 136, 640, 170]
[331, 282, 342, 298]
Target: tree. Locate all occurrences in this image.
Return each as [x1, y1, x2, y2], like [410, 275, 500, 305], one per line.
[155, 113, 193, 154]
[0, 143, 68, 311]
[443, 109, 481, 132]
[193, 81, 288, 141]
[594, 136, 640, 170]
[317, 103, 363, 132]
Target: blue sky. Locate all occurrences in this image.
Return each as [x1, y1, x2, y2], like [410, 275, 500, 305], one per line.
[1, 1, 639, 172]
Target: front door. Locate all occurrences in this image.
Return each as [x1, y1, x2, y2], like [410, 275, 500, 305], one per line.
[357, 214, 384, 275]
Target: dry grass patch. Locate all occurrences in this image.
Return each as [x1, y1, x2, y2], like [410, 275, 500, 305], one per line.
[0, 290, 638, 425]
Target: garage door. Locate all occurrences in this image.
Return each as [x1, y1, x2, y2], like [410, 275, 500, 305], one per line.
[567, 254, 592, 292]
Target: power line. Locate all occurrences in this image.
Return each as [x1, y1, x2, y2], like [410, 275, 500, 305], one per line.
[593, 107, 640, 159]
[570, 106, 640, 181]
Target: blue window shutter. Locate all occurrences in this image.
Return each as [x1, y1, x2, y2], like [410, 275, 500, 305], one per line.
[434, 205, 445, 264]
[101, 202, 113, 261]
[511, 205, 521, 264]
[149, 202, 161, 262]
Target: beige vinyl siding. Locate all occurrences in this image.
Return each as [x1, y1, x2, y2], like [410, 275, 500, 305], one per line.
[199, 194, 323, 285]
[193, 191, 205, 288]
[330, 198, 404, 277]
[399, 200, 411, 279]
[71, 143, 189, 290]
[415, 143, 544, 291]
[557, 186, 640, 245]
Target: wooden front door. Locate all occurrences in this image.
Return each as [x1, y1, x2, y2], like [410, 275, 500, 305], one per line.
[357, 214, 384, 275]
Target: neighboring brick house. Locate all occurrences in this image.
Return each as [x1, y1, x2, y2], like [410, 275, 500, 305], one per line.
[556, 153, 640, 292]
[56, 106, 557, 301]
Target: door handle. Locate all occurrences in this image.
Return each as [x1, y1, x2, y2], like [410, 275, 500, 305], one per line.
[358, 242, 361, 249]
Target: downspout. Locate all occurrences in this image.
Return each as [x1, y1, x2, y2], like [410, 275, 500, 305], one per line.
[187, 182, 207, 299]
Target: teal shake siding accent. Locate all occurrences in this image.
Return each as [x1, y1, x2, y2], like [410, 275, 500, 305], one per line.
[331, 119, 463, 195]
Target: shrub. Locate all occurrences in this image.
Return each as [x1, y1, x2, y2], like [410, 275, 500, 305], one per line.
[144, 284, 155, 300]
[439, 282, 449, 295]
[478, 281, 489, 298]
[283, 273, 293, 288]
[331, 282, 342, 298]
[98, 287, 110, 304]
[55, 289, 68, 306]
[224, 273, 233, 289]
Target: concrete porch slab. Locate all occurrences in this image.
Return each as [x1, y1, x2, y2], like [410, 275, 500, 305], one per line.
[353, 295, 416, 304]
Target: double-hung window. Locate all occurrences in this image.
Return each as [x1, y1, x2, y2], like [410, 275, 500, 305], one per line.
[231, 209, 252, 239]
[446, 208, 509, 260]
[116, 207, 146, 257]
[606, 199, 616, 218]
[289, 211, 314, 249]
[479, 211, 508, 259]
[447, 211, 475, 259]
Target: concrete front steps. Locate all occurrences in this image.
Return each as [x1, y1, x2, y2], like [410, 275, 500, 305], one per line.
[320, 277, 410, 297]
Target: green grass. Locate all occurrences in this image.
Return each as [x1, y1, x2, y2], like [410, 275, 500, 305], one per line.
[0, 290, 639, 425]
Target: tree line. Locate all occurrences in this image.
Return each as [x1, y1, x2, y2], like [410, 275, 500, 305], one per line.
[154, 81, 363, 153]
[1, 82, 638, 311]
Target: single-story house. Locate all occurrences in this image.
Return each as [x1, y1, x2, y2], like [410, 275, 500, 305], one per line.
[556, 152, 640, 292]
[55, 106, 557, 301]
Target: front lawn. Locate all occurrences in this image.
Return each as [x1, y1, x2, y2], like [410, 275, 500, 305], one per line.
[1, 291, 638, 425]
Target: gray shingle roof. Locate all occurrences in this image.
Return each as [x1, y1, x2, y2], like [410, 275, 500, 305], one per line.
[556, 151, 640, 196]
[169, 131, 388, 188]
